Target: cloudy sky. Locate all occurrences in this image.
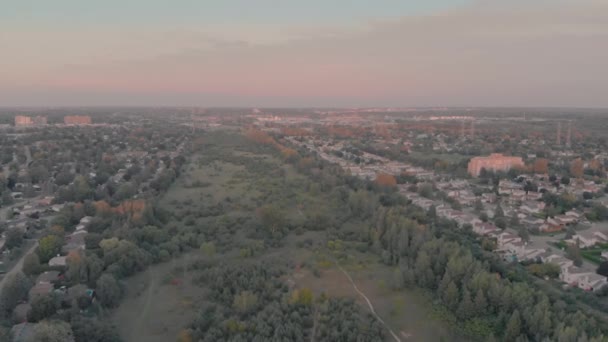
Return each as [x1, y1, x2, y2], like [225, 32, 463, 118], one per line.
[1, 0, 607, 107]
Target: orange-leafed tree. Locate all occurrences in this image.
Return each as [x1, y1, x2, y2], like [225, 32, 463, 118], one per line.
[375, 173, 397, 187]
[533, 158, 549, 174]
[570, 158, 584, 178]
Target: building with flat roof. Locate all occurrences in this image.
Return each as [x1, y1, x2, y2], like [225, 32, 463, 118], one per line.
[64, 115, 92, 125]
[468, 153, 524, 177]
[14, 115, 47, 126]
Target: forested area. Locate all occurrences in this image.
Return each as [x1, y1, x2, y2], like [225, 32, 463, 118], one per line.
[187, 262, 384, 341]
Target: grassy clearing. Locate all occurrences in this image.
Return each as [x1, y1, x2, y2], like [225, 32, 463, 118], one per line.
[112, 252, 205, 342]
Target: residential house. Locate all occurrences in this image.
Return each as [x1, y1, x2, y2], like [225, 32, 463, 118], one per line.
[473, 222, 500, 236]
[579, 273, 608, 292]
[36, 271, 60, 284]
[542, 254, 574, 274]
[62, 230, 87, 254]
[48, 255, 67, 268]
[567, 230, 608, 248]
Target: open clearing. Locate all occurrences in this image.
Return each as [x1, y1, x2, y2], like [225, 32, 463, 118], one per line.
[112, 253, 204, 342]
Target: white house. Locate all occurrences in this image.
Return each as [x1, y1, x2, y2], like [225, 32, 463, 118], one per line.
[48, 255, 67, 267]
[567, 230, 608, 248]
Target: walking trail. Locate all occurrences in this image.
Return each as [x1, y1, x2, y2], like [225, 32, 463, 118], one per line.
[335, 262, 402, 342]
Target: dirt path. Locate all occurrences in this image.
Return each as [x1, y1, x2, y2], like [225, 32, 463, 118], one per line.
[130, 270, 158, 341]
[335, 262, 402, 342]
[310, 306, 318, 342]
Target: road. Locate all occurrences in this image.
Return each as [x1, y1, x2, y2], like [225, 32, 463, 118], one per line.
[0, 241, 38, 291]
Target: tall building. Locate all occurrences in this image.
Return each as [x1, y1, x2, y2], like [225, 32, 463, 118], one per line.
[15, 116, 33, 126]
[64, 115, 92, 125]
[14, 115, 47, 126]
[467, 153, 525, 177]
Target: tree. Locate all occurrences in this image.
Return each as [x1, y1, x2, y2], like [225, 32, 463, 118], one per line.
[0, 272, 32, 318]
[495, 217, 507, 229]
[566, 243, 583, 267]
[494, 203, 504, 219]
[28, 294, 59, 322]
[533, 158, 549, 174]
[5, 228, 24, 249]
[96, 274, 122, 308]
[256, 205, 287, 237]
[480, 212, 489, 222]
[200, 242, 216, 257]
[457, 288, 475, 320]
[427, 205, 437, 220]
[517, 227, 530, 243]
[510, 214, 521, 228]
[473, 289, 487, 316]
[570, 158, 584, 178]
[29, 165, 49, 184]
[27, 320, 75, 342]
[474, 199, 484, 212]
[71, 317, 121, 342]
[443, 280, 460, 311]
[504, 310, 522, 341]
[528, 263, 560, 279]
[23, 253, 41, 276]
[233, 290, 258, 314]
[597, 262, 608, 277]
[37, 235, 64, 263]
[375, 173, 397, 187]
[417, 183, 434, 198]
[561, 176, 571, 185]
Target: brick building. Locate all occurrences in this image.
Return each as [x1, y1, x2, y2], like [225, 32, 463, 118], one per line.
[64, 115, 92, 125]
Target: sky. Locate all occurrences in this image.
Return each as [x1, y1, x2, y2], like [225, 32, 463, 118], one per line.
[1, 0, 607, 107]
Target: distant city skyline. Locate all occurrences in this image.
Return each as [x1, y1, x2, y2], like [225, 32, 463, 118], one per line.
[1, 0, 607, 107]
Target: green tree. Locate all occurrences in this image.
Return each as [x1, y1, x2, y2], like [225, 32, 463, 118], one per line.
[566, 243, 583, 267]
[504, 310, 522, 341]
[494, 203, 504, 219]
[473, 289, 487, 316]
[28, 294, 59, 322]
[457, 288, 475, 320]
[0, 272, 32, 318]
[5, 228, 23, 249]
[96, 274, 122, 308]
[256, 205, 287, 237]
[518, 227, 530, 243]
[443, 281, 460, 311]
[474, 199, 484, 212]
[37, 235, 63, 263]
[233, 290, 258, 314]
[200, 242, 216, 257]
[23, 253, 41, 276]
[27, 320, 75, 342]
